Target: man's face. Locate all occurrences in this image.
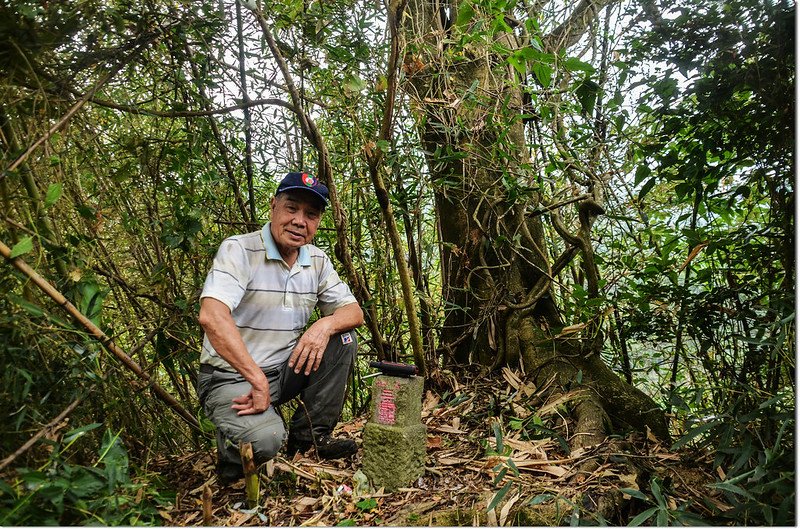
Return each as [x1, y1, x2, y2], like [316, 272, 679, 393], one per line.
[269, 192, 323, 255]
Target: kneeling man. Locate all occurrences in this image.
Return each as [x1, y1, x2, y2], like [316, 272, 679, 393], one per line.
[197, 171, 364, 483]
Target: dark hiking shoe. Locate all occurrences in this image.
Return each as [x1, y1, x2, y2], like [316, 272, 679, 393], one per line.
[217, 460, 244, 486]
[287, 434, 357, 460]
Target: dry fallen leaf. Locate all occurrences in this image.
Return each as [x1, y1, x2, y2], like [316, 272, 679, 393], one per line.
[427, 435, 443, 449]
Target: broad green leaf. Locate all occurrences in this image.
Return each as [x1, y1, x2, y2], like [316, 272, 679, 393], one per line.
[531, 63, 552, 88]
[563, 57, 595, 73]
[634, 165, 651, 185]
[356, 497, 377, 511]
[44, 183, 63, 208]
[455, 2, 475, 26]
[9, 237, 34, 258]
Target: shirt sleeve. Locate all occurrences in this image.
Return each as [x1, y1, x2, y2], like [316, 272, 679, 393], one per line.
[316, 256, 357, 316]
[200, 237, 250, 311]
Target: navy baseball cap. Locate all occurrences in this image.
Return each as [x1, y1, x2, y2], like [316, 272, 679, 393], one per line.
[276, 171, 329, 208]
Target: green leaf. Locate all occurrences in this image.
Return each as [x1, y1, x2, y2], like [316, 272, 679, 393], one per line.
[455, 2, 475, 26]
[563, 57, 595, 73]
[628, 507, 658, 526]
[63, 423, 103, 443]
[336, 519, 357, 526]
[98, 430, 129, 489]
[356, 497, 377, 511]
[575, 79, 600, 114]
[671, 419, 721, 449]
[619, 488, 649, 501]
[492, 421, 504, 453]
[7, 293, 44, 317]
[638, 177, 657, 200]
[650, 478, 665, 507]
[44, 183, 63, 208]
[9, 237, 34, 258]
[634, 165, 651, 185]
[529, 493, 553, 505]
[487, 481, 512, 512]
[69, 468, 105, 498]
[531, 63, 552, 88]
[711, 481, 756, 500]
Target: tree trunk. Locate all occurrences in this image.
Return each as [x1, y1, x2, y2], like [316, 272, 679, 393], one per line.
[402, 0, 669, 442]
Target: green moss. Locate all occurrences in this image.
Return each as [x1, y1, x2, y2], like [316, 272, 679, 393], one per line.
[362, 422, 426, 491]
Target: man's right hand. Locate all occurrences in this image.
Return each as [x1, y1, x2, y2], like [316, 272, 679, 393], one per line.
[230, 378, 271, 415]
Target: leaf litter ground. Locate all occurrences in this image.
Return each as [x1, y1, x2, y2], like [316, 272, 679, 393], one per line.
[154, 366, 728, 526]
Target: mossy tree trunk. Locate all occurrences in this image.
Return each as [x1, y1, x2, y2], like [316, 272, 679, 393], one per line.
[402, 0, 669, 443]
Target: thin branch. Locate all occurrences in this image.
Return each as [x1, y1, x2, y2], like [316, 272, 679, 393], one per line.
[527, 193, 591, 217]
[86, 96, 297, 118]
[542, 0, 618, 52]
[235, 0, 257, 223]
[0, 394, 86, 472]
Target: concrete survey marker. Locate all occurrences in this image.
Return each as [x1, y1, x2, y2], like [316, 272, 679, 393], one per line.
[362, 374, 426, 491]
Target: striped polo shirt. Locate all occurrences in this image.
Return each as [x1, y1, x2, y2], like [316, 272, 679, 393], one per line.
[199, 222, 357, 370]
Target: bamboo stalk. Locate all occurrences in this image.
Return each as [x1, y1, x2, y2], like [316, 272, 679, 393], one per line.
[0, 240, 200, 431]
[202, 484, 213, 525]
[240, 442, 260, 508]
[364, 0, 427, 374]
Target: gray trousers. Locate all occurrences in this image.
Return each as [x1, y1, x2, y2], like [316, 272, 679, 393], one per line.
[197, 332, 357, 466]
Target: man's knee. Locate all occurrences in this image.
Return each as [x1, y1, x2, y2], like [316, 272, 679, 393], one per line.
[248, 422, 287, 464]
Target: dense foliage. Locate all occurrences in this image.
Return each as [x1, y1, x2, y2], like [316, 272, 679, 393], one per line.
[0, 0, 793, 524]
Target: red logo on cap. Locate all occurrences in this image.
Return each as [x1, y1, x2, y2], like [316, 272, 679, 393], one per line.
[302, 173, 317, 187]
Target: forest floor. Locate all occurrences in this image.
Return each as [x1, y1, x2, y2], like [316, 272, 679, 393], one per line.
[152, 368, 727, 526]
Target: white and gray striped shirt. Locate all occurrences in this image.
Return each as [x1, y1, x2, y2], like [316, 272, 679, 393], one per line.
[199, 223, 357, 370]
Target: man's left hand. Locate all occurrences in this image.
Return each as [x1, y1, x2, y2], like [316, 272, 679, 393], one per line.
[288, 318, 332, 375]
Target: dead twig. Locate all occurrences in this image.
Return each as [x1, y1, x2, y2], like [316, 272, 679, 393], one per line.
[0, 394, 85, 472]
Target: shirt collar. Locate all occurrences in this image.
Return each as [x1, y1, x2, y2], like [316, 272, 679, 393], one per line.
[262, 222, 311, 266]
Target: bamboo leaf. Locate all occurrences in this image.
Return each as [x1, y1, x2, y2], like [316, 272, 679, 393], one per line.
[487, 481, 512, 512]
[671, 419, 722, 449]
[628, 507, 658, 526]
[493, 421, 504, 453]
[619, 488, 649, 501]
[638, 177, 657, 200]
[9, 237, 34, 258]
[529, 493, 553, 505]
